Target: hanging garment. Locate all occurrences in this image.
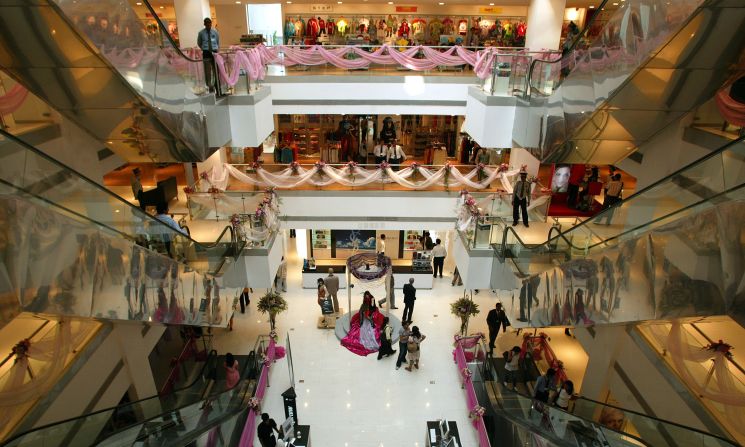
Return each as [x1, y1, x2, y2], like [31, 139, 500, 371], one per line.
[307, 17, 319, 37]
[318, 18, 326, 35]
[326, 20, 335, 35]
[398, 20, 410, 37]
[442, 17, 454, 35]
[285, 20, 296, 38]
[280, 146, 294, 164]
[337, 18, 348, 34]
[429, 19, 443, 42]
[458, 19, 468, 35]
[294, 18, 304, 37]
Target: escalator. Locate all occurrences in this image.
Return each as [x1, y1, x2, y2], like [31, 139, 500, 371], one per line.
[1, 336, 267, 447]
[461, 339, 739, 447]
[516, 0, 745, 164]
[0, 128, 247, 329]
[0, 0, 229, 162]
[488, 136, 745, 327]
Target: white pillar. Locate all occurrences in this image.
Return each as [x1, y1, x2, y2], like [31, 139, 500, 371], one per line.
[524, 0, 567, 51]
[174, 0, 212, 48]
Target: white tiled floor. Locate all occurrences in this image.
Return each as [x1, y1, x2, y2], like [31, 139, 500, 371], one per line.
[211, 231, 590, 446]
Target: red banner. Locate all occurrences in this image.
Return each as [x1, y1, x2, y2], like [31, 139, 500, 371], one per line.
[395, 6, 417, 12]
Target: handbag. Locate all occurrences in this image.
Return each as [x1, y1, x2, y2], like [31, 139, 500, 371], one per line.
[407, 341, 419, 352]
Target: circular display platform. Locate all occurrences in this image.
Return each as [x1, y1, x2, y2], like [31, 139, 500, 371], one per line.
[334, 310, 403, 343]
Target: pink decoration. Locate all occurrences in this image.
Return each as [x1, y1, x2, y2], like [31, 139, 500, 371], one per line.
[238, 339, 277, 447]
[0, 84, 29, 115]
[454, 340, 491, 446]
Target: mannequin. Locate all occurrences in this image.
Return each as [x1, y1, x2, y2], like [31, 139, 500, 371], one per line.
[397, 19, 410, 38]
[379, 117, 397, 143]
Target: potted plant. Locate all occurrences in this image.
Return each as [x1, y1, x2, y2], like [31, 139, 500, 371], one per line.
[450, 296, 480, 336]
[257, 290, 288, 330]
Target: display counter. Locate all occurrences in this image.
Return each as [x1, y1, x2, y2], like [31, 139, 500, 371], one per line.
[301, 263, 347, 289]
[426, 420, 461, 447]
[302, 260, 433, 289]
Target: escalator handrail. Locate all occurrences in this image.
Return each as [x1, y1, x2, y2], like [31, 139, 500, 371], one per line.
[0, 349, 219, 447]
[525, 0, 612, 96]
[572, 394, 739, 445]
[0, 128, 238, 251]
[497, 135, 745, 258]
[140, 0, 203, 63]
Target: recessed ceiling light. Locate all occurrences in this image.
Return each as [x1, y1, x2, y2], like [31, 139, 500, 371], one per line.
[235, 1, 240, 3]
[337, 1, 342, 3]
[136, 1, 141, 4]
[489, 2, 494, 4]
[159, 5, 164, 9]
[438, 2, 444, 4]
[388, 1, 393, 4]
[612, 2, 618, 4]
[286, 1, 291, 3]
[589, 5, 594, 8]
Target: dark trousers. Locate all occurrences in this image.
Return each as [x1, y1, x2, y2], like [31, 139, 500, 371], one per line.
[567, 183, 579, 208]
[488, 324, 502, 351]
[259, 436, 276, 447]
[433, 257, 444, 277]
[396, 341, 408, 367]
[202, 51, 219, 94]
[289, 229, 296, 238]
[519, 282, 529, 321]
[239, 292, 249, 313]
[402, 302, 414, 323]
[513, 198, 529, 225]
[375, 156, 386, 165]
[377, 337, 394, 359]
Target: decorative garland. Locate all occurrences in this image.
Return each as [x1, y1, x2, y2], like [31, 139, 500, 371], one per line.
[346, 253, 392, 282]
[12, 339, 31, 362]
[706, 340, 734, 358]
[469, 405, 486, 421]
[247, 397, 261, 411]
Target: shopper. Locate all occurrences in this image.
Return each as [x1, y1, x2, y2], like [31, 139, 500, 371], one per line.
[257, 413, 280, 447]
[431, 239, 447, 278]
[534, 368, 556, 403]
[378, 274, 398, 309]
[386, 141, 406, 171]
[316, 278, 327, 310]
[276, 256, 288, 292]
[155, 203, 186, 258]
[224, 352, 241, 389]
[423, 232, 435, 250]
[451, 267, 463, 286]
[239, 287, 250, 313]
[395, 320, 412, 370]
[512, 171, 531, 227]
[377, 317, 396, 360]
[503, 346, 521, 388]
[486, 302, 510, 355]
[373, 141, 387, 165]
[596, 173, 623, 225]
[378, 233, 386, 254]
[130, 167, 144, 209]
[197, 18, 220, 94]
[405, 325, 426, 371]
[402, 278, 416, 323]
[554, 380, 575, 411]
[324, 268, 340, 312]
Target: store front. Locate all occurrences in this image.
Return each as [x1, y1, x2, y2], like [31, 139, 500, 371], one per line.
[300, 229, 443, 289]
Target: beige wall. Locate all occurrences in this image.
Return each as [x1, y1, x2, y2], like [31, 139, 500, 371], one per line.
[215, 4, 250, 45]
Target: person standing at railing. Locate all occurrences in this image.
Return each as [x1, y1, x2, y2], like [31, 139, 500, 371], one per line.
[197, 18, 220, 94]
[512, 171, 531, 227]
[596, 174, 624, 225]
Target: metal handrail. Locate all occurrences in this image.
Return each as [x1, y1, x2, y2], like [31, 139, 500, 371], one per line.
[140, 0, 202, 63]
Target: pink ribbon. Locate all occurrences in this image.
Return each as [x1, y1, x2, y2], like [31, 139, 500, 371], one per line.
[0, 84, 29, 115]
[454, 341, 491, 446]
[238, 339, 277, 447]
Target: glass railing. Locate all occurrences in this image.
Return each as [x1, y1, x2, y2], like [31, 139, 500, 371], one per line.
[0, 129, 249, 273]
[473, 340, 736, 447]
[2, 337, 267, 447]
[488, 136, 745, 268]
[523, 0, 705, 161]
[51, 0, 212, 157]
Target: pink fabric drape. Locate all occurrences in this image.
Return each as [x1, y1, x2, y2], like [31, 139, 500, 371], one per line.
[716, 82, 745, 127]
[0, 84, 29, 115]
[454, 340, 491, 447]
[238, 339, 277, 447]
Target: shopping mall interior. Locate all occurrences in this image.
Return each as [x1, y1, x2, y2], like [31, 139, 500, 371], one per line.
[1, 0, 745, 445]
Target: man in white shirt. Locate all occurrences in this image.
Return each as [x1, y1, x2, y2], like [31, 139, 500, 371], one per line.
[386, 142, 406, 171]
[378, 234, 386, 254]
[431, 238, 447, 278]
[373, 142, 387, 165]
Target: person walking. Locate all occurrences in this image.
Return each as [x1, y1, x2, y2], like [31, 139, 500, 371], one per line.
[553, 380, 575, 411]
[395, 320, 411, 370]
[402, 278, 416, 323]
[276, 256, 288, 292]
[225, 353, 240, 389]
[503, 346, 521, 389]
[534, 368, 556, 404]
[377, 317, 396, 360]
[405, 325, 426, 371]
[378, 233, 386, 255]
[596, 173, 624, 225]
[512, 170, 531, 227]
[239, 287, 250, 313]
[324, 268, 340, 312]
[431, 238, 447, 278]
[131, 167, 144, 210]
[486, 302, 510, 355]
[257, 413, 280, 447]
[378, 274, 398, 309]
[197, 17, 220, 94]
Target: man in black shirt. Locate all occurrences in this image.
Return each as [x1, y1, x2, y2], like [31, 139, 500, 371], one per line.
[257, 413, 280, 447]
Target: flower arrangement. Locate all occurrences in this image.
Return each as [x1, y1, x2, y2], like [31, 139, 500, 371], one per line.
[269, 330, 279, 341]
[443, 163, 452, 189]
[207, 187, 222, 195]
[183, 186, 195, 194]
[346, 161, 358, 182]
[314, 161, 326, 170]
[251, 161, 261, 170]
[260, 352, 272, 367]
[705, 340, 733, 358]
[255, 206, 266, 219]
[450, 297, 480, 335]
[247, 397, 261, 411]
[410, 162, 420, 172]
[290, 161, 300, 174]
[12, 339, 31, 360]
[461, 367, 472, 380]
[230, 213, 241, 227]
[200, 171, 209, 180]
[497, 163, 509, 173]
[469, 405, 486, 421]
[378, 161, 390, 170]
[257, 290, 288, 330]
[459, 189, 470, 197]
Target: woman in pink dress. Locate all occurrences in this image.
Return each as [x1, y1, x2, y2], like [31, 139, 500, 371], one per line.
[341, 291, 384, 356]
[225, 353, 240, 389]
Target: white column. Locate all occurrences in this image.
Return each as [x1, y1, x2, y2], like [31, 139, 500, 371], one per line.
[174, 0, 212, 48]
[524, 0, 567, 51]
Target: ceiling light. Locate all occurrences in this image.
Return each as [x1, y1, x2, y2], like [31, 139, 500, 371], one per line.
[589, 5, 594, 7]
[337, 1, 342, 3]
[489, 2, 494, 4]
[136, 1, 142, 4]
[235, 1, 241, 3]
[286, 1, 291, 3]
[159, 5, 164, 9]
[612, 2, 618, 4]
[388, 1, 393, 4]
[438, 1, 444, 4]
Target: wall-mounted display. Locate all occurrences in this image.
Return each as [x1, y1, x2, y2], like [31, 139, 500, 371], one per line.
[312, 229, 331, 249]
[333, 230, 376, 250]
